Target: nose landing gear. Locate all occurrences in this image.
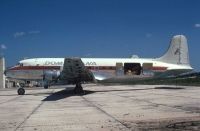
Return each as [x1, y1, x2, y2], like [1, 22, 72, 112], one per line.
[17, 87, 25, 95]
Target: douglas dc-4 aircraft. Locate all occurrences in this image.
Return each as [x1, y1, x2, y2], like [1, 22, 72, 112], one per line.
[5, 35, 193, 95]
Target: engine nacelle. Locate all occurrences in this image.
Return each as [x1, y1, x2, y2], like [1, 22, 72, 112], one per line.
[43, 70, 60, 81]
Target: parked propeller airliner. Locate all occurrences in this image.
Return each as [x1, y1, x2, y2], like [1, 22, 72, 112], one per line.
[6, 35, 193, 95]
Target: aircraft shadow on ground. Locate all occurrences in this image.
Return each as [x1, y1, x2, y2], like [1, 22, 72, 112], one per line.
[42, 88, 155, 101]
[154, 86, 185, 90]
[42, 89, 95, 101]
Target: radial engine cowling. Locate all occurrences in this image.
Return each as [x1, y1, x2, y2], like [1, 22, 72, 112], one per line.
[43, 70, 60, 81]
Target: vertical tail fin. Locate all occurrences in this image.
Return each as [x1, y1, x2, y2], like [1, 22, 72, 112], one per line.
[158, 35, 190, 65]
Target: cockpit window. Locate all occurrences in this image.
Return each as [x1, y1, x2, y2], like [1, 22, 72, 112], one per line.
[17, 63, 23, 67]
[16, 62, 24, 67]
[16, 63, 21, 66]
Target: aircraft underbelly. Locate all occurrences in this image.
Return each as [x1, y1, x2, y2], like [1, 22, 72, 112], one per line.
[6, 70, 43, 80]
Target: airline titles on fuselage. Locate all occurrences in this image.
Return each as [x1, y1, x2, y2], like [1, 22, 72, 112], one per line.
[85, 62, 97, 66]
[44, 61, 97, 66]
[44, 61, 63, 66]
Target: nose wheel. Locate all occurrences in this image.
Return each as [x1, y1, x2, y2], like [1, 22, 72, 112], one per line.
[44, 84, 49, 89]
[18, 87, 25, 95]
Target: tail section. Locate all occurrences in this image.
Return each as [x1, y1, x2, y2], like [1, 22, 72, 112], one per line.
[158, 35, 190, 65]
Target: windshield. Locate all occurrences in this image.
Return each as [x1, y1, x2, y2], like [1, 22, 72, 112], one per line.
[16, 63, 23, 67]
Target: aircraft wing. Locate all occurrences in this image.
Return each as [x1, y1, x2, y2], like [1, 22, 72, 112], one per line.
[59, 58, 95, 84]
[153, 69, 193, 78]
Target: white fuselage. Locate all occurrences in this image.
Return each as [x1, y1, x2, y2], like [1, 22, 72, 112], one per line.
[6, 57, 193, 80]
[19, 58, 192, 70]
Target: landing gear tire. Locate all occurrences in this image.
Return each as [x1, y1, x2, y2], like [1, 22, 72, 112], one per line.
[44, 84, 49, 89]
[18, 88, 25, 95]
[74, 83, 84, 94]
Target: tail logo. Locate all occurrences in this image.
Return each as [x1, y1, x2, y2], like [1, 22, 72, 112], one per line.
[174, 48, 180, 55]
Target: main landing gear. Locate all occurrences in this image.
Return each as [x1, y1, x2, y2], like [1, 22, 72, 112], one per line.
[17, 87, 25, 95]
[74, 83, 84, 94]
